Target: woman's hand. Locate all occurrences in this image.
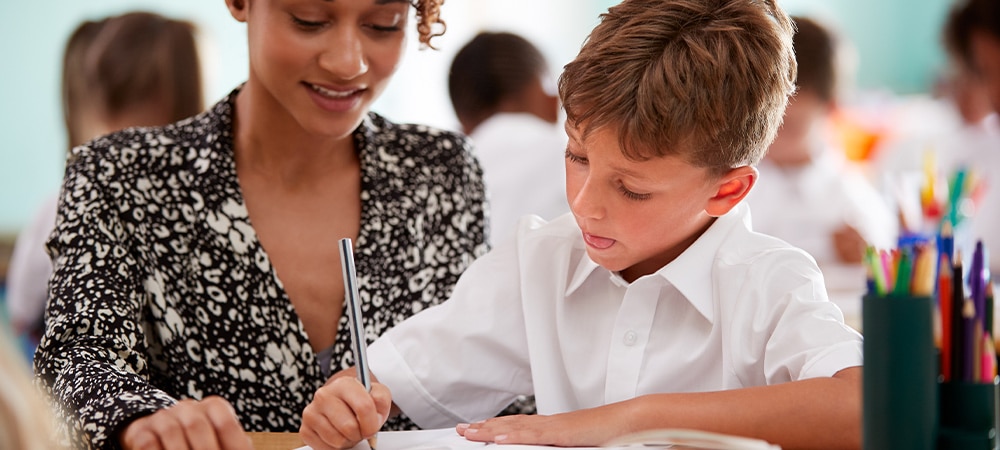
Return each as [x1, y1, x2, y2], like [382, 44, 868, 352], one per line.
[119, 396, 251, 450]
[300, 376, 393, 450]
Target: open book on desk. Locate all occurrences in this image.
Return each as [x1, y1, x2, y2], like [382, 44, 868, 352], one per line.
[295, 427, 780, 450]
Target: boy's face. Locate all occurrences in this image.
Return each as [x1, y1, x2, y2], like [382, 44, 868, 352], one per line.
[564, 122, 721, 283]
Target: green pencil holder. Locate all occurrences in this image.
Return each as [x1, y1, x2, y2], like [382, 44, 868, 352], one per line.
[938, 380, 999, 450]
[863, 294, 938, 450]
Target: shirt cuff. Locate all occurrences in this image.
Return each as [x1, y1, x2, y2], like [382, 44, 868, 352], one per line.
[369, 337, 467, 429]
[798, 340, 864, 380]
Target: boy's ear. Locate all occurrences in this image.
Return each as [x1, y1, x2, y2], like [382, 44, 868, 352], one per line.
[225, 0, 248, 22]
[705, 166, 757, 217]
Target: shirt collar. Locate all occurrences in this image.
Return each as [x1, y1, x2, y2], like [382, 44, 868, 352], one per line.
[564, 202, 752, 323]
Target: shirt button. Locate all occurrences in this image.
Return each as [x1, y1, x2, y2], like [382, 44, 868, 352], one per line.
[623, 330, 638, 346]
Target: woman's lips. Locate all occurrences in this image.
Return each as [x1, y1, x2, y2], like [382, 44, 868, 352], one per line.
[304, 82, 363, 112]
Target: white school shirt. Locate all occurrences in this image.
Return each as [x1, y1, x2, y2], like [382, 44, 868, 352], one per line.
[368, 203, 863, 429]
[470, 113, 570, 247]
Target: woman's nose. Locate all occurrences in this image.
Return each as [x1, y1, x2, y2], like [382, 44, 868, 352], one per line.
[318, 27, 369, 80]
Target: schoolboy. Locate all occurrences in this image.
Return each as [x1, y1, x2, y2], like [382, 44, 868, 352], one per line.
[300, 1, 863, 449]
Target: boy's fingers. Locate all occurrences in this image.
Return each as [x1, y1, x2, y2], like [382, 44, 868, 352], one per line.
[303, 379, 373, 448]
[371, 383, 393, 427]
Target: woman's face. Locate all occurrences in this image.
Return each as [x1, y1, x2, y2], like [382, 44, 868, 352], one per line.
[240, 0, 410, 138]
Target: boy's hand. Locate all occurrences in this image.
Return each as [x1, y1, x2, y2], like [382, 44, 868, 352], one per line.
[832, 224, 866, 264]
[457, 410, 623, 447]
[119, 396, 252, 450]
[300, 376, 392, 450]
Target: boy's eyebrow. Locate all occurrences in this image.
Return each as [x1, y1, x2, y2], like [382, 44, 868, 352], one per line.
[609, 163, 653, 182]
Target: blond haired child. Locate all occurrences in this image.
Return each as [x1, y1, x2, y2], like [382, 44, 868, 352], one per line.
[300, 1, 862, 449]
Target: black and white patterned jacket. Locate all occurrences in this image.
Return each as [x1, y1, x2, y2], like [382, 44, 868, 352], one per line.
[34, 88, 489, 449]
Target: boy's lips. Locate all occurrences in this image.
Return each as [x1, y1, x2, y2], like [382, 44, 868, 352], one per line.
[583, 232, 616, 250]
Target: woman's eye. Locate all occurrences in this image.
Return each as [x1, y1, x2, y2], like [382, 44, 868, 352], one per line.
[292, 16, 325, 30]
[367, 23, 402, 32]
[366, 12, 404, 33]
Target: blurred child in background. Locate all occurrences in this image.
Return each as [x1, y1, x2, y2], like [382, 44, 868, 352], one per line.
[746, 16, 897, 297]
[449, 31, 569, 246]
[5, 11, 204, 352]
[938, 0, 1000, 274]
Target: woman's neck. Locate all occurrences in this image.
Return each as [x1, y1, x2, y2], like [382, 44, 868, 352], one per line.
[232, 81, 360, 185]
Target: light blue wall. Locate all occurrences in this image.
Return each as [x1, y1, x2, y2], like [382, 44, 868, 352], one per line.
[777, 0, 952, 95]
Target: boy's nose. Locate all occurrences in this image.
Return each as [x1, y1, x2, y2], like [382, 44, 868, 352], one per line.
[569, 177, 605, 220]
[319, 28, 369, 80]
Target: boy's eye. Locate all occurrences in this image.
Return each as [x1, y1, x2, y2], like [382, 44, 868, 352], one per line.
[564, 149, 587, 164]
[617, 184, 652, 201]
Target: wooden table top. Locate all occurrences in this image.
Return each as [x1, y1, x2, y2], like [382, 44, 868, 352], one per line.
[247, 432, 304, 450]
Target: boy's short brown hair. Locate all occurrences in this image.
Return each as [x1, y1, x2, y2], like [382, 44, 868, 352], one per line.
[559, 0, 796, 174]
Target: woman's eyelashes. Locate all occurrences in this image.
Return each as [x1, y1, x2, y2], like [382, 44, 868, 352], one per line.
[291, 15, 326, 31]
[290, 8, 405, 34]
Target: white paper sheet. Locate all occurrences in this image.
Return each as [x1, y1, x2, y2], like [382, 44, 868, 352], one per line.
[295, 427, 779, 449]
[295, 428, 607, 450]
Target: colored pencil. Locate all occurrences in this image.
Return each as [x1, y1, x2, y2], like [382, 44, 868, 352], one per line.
[939, 253, 954, 381]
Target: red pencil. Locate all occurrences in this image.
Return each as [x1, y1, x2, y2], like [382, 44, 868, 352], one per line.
[939, 253, 953, 381]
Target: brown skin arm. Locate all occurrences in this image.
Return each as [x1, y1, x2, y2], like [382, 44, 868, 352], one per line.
[459, 366, 862, 450]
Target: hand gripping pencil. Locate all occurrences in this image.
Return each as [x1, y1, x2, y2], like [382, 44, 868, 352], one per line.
[339, 238, 378, 450]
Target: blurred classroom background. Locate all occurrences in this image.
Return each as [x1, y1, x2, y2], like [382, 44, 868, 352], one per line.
[0, 0, 965, 332]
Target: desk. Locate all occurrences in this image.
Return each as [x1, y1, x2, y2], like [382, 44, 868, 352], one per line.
[247, 432, 303, 450]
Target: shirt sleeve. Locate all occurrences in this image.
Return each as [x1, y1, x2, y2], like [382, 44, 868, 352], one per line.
[34, 148, 176, 450]
[728, 249, 864, 385]
[368, 241, 533, 429]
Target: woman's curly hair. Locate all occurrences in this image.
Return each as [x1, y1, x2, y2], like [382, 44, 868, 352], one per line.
[413, 0, 446, 48]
